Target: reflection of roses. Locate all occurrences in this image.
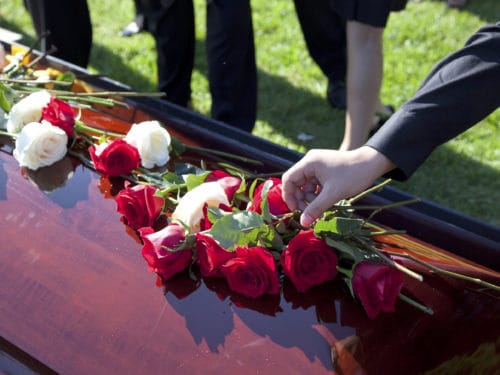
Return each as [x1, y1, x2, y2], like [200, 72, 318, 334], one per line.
[124, 120, 171, 168]
[41, 97, 75, 137]
[89, 138, 140, 177]
[221, 246, 279, 298]
[195, 233, 235, 277]
[352, 261, 403, 320]
[139, 224, 192, 281]
[13, 121, 68, 170]
[23, 156, 75, 192]
[6, 90, 52, 133]
[171, 181, 230, 233]
[115, 183, 164, 230]
[248, 177, 290, 216]
[281, 229, 338, 292]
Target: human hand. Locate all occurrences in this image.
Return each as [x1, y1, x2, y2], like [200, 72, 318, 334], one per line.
[281, 146, 395, 227]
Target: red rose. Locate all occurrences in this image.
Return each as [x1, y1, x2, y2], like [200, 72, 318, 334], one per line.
[115, 183, 164, 230]
[352, 261, 404, 319]
[220, 246, 280, 298]
[248, 177, 290, 215]
[41, 97, 75, 137]
[280, 229, 338, 292]
[89, 139, 140, 177]
[139, 224, 192, 280]
[195, 233, 235, 277]
[206, 170, 241, 202]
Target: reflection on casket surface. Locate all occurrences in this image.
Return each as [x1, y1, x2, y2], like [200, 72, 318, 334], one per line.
[0, 49, 499, 375]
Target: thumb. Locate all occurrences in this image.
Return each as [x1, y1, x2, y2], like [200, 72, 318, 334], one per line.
[301, 189, 338, 227]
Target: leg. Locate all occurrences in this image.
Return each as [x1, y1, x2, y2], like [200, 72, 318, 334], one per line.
[145, 0, 194, 107]
[293, 0, 347, 109]
[24, 0, 92, 67]
[206, 0, 257, 132]
[340, 21, 384, 151]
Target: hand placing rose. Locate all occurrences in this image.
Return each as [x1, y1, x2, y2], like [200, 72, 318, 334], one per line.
[124, 120, 172, 169]
[89, 138, 141, 177]
[221, 246, 280, 298]
[115, 183, 164, 230]
[139, 224, 192, 280]
[41, 97, 75, 137]
[248, 177, 290, 216]
[6, 90, 52, 133]
[280, 229, 338, 292]
[195, 233, 235, 277]
[171, 181, 230, 233]
[13, 121, 68, 170]
[351, 261, 404, 319]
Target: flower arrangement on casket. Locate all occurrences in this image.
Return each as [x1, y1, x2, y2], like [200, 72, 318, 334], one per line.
[1, 46, 498, 320]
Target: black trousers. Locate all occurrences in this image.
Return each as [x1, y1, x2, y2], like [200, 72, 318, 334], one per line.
[24, 0, 92, 67]
[293, 0, 347, 85]
[142, 0, 257, 132]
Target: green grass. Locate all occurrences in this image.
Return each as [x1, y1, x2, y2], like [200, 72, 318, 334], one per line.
[1, 0, 499, 226]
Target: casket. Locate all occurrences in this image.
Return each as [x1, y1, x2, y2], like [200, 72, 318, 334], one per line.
[1, 45, 499, 375]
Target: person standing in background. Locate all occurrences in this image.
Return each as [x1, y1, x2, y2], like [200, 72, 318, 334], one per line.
[293, 0, 408, 151]
[23, 0, 92, 67]
[124, 0, 257, 133]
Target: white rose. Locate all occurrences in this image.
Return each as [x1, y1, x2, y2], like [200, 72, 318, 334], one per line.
[6, 90, 52, 133]
[13, 121, 68, 170]
[124, 120, 171, 168]
[172, 181, 230, 233]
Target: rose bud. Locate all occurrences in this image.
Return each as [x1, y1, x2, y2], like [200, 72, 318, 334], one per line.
[280, 229, 338, 292]
[115, 183, 164, 230]
[352, 261, 404, 320]
[195, 233, 236, 278]
[89, 138, 140, 177]
[139, 224, 192, 281]
[171, 181, 230, 233]
[221, 246, 280, 298]
[6, 90, 52, 133]
[13, 121, 68, 170]
[206, 170, 242, 202]
[41, 97, 75, 137]
[248, 177, 290, 216]
[124, 120, 171, 168]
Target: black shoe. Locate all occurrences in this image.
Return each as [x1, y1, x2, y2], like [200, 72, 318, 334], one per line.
[326, 80, 347, 110]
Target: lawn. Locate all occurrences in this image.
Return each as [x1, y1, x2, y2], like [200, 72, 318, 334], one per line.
[1, 0, 499, 226]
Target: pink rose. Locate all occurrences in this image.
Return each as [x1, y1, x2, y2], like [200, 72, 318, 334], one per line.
[206, 170, 241, 202]
[115, 183, 164, 230]
[352, 261, 404, 319]
[248, 177, 290, 216]
[89, 138, 140, 177]
[41, 97, 75, 137]
[280, 229, 338, 292]
[195, 233, 235, 277]
[139, 224, 192, 280]
[221, 246, 280, 298]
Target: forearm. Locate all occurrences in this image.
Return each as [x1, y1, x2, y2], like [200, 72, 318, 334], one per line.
[367, 23, 500, 180]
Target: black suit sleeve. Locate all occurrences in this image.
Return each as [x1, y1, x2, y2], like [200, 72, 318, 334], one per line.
[366, 23, 500, 180]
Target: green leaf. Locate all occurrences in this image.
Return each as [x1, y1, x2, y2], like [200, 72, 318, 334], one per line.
[209, 211, 269, 250]
[0, 82, 18, 112]
[169, 137, 186, 156]
[185, 172, 210, 191]
[314, 216, 364, 237]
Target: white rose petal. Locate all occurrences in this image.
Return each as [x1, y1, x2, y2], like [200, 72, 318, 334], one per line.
[172, 181, 229, 233]
[6, 90, 52, 133]
[125, 120, 171, 168]
[13, 121, 68, 171]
